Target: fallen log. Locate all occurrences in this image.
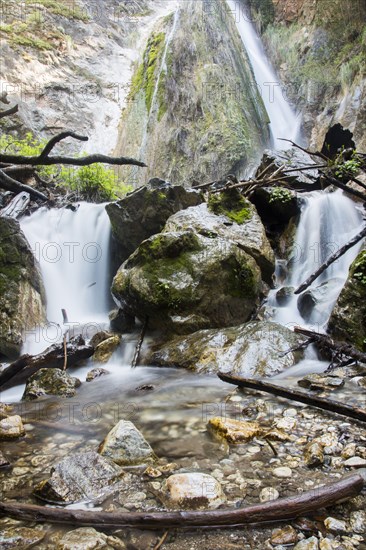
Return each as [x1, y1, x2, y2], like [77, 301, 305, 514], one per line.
[0, 470, 364, 529]
[0, 337, 94, 391]
[0, 169, 48, 202]
[217, 372, 366, 423]
[294, 225, 366, 294]
[322, 174, 366, 202]
[0, 191, 30, 218]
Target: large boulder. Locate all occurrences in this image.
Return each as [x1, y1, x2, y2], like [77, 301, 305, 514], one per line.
[105, 183, 203, 263]
[112, 231, 262, 334]
[0, 217, 46, 358]
[33, 451, 124, 504]
[146, 321, 305, 376]
[22, 368, 81, 400]
[328, 250, 366, 350]
[164, 198, 275, 284]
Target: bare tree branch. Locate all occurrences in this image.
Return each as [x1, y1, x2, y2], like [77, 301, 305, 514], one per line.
[0, 169, 48, 201]
[39, 132, 89, 159]
[0, 104, 19, 119]
[0, 152, 147, 168]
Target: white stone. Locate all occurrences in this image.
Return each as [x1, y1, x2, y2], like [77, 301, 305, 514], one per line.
[259, 487, 279, 502]
[349, 511, 366, 534]
[344, 456, 366, 467]
[160, 473, 225, 510]
[324, 517, 347, 532]
[273, 466, 292, 478]
[294, 537, 319, 550]
[98, 420, 154, 466]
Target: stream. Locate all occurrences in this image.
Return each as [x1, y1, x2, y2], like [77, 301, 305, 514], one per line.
[1, 2, 365, 547]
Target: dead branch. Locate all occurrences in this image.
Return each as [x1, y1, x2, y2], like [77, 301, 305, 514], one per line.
[0, 471, 364, 529]
[132, 317, 148, 368]
[39, 132, 88, 159]
[278, 138, 328, 161]
[0, 168, 48, 201]
[0, 152, 147, 168]
[322, 174, 366, 202]
[0, 104, 19, 119]
[294, 225, 366, 294]
[218, 372, 366, 422]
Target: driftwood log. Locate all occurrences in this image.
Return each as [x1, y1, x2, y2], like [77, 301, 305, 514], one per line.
[218, 372, 366, 423]
[0, 337, 94, 391]
[0, 471, 364, 529]
[0, 191, 30, 218]
[294, 224, 366, 294]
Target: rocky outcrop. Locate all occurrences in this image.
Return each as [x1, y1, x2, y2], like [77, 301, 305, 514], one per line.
[328, 250, 366, 350]
[146, 321, 305, 376]
[112, 230, 262, 334]
[115, 0, 270, 186]
[22, 368, 81, 400]
[0, 217, 45, 359]
[33, 451, 124, 504]
[105, 183, 204, 263]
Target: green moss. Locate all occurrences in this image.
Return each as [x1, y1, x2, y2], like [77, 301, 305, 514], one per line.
[352, 251, 366, 286]
[208, 190, 252, 225]
[157, 71, 168, 121]
[269, 187, 293, 204]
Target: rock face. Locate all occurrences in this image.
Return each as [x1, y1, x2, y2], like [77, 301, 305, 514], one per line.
[22, 368, 81, 400]
[0, 217, 45, 358]
[106, 184, 204, 263]
[33, 451, 124, 504]
[0, 415, 25, 440]
[116, 0, 270, 186]
[98, 420, 155, 466]
[328, 250, 366, 350]
[147, 321, 305, 376]
[159, 473, 225, 510]
[112, 230, 262, 334]
[164, 200, 275, 283]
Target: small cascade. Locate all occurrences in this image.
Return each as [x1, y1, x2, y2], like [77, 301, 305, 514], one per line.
[226, 0, 302, 148]
[20, 203, 112, 355]
[268, 190, 364, 330]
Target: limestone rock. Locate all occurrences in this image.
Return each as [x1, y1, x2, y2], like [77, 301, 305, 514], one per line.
[207, 418, 262, 443]
[164, 200, 275, 283]
[259, 487, 280, 502]
[294, 537, 319, 550]
[90, 331, 115, 348]
[304, 441, 324, 467]
[349, 510, 366, 534]
[22, 368, 81, 400]
[106, 184, 203, 263]
[86, 368, 110, 382]
[329, 250, 366, 350]
[147, 321, 305, 376]
[324, 517, 347, 532]
[273, 466, 292, 478]
[343, 456, 366, 468]
[33, 451, 123, 504]
[256, 149, 321, 190]
[271, 525, 298, 545]
[112, 231, 263, 334]
[0, 527, 45, 549]
[0, 414, 25, 440]
[0, 217, 46, 358]
[56, 527, 113, 550]
[298, 374, 344, 391]
[159, 473, 225, 510]
[98, 420, 155, 466]
[94, 335, 121, 363]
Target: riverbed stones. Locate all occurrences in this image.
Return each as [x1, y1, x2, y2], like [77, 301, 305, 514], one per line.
[98, 420, 155, 466]
[298, 374, 344, 391]
[349, 510, 366, 534]
[0, 414, 25, 440]
[0, 449, 10, 467]
[106, 184, 204, 263]
[33, 451, 123, 504]
[259, 487, 280, 502]
[159, 473, 225, 510]
[207, 418, 262, 443]
[0, 217, 46, 358]
[112, 231, 262, 333]
[271, 525, 298, 546]
[147, 321, 305, 376]
[294, 537, 319, 550]
[93, 334, 121, 363]
[324, 517, 347, 532]
[164, 200, 275, 283]
[0, 527, 46, 549]
[56, 527, 117, 550]
[304, 441, 324, 467]
[273, 466, 292, 478]
[22, 368, 81, 400]
[343, 456, 366, 468]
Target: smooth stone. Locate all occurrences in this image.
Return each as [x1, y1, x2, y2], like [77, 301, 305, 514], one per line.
[0, 415, 25, 440]
[273, 466, 292, 478]
[293, 537, 319, 550]
[90, 331, 115, 347]
[349, 510, 366, 534]
[93, 335, 121, 363]
[86, 368, 110, 382]
[207, 418, 262, 443]
[298, 374, 344, 391]
[343, 457, 366, 468]
[259, 487, 280, 502]
[271, 525, 298, 545]
[160, 473, 225, 510]
[56, 527, 113, 550]
[0, 449, 10, 467]
[304, 442, 324, 467]
[98, 420, 155, 466]
[324, 517, 347, 532]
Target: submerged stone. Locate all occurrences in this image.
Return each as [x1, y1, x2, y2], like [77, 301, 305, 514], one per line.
[86, 367, 110, 382]
[56, 527, 113, 550]
[298, 374, 344, 391]
[0, 415, 25, 440]
[0, 527, 45, 549]
[159, 473, 225, 510]
[22, 368, 81, 400]
[98, 420, 155, 466]
[33, 451, 123, 504]
[207, 418, 262, 443]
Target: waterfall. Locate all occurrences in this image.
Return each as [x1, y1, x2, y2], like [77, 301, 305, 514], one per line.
[226, 0, 302, 149]
[20, 203, 112, 355]
[268, 190, 364, 330]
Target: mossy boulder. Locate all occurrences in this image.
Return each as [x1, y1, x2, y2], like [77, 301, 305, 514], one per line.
[105, 183, 204, 263]
[0, 217, 46, 359]
[164, 199, 275, 284]
[22, 368, 81, 400]
[146, 321, 305, 376]
[328, 250, 366, 350]
[112, 231, 262, 334]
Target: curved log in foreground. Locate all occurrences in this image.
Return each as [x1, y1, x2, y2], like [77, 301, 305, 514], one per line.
[0, 471, 364, 529]
[218, 373, 366, 423]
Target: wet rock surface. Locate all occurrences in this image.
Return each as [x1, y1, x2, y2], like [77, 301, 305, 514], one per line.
[159, 472, 225, 510]
[93, 335, 121, 363]
[22, 368, 81, 400]
[0, 415, 25, 440]
[98, 420, 155, 466]
[147, 321, 305, 376]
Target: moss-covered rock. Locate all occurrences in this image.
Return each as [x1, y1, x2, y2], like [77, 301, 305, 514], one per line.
[22, 368, 81, 400]
[250, 186, 301, 226]
[208, 189, 252, 225]
[0, 217, 46, 359]
[146, 321, 305, 376]
[112, 230, 262, 334]
[328, 250, 366, 350]
[164, 201, 275, 284]
[105, 183, 203, 263]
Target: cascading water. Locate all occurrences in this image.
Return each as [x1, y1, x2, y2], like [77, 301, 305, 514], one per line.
[20, 203, 112, 355]
[226, 0, 302, 149]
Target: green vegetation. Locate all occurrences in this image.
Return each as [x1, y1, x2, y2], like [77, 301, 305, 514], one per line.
[208, 190, 252, 225]
[353, 251, 366, 286]
[247, 0, 275, 31]
[332, 151, 362, 179]
[129, 32, 166, 113]
[0, 133, 132, 202]
[269, 187, 293, 204]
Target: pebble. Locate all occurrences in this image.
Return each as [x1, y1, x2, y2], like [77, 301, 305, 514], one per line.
[349, 510, 366, 534]
[324, 517, 347, 532]
[319, 539, 333, 550]
[259, 487, 280, 502]
[273, 466, 292, 478]
[271, 525, 298, 545]
[159, 472, 225, 510]
[344, 457, 366, 467]
[293, 536, 319, 550]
